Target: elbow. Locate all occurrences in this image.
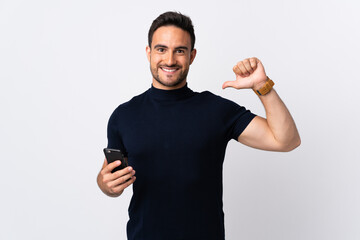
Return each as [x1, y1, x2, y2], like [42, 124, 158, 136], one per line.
[281, 135, 301, 152]
[296, 136, 302, 148]
[277, 135, 301, 152]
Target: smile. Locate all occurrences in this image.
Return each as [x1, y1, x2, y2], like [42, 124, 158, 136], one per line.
[160, 67, 178, 73]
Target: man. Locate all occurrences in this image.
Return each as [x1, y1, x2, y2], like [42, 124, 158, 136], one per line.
[97, 11, 300, 240]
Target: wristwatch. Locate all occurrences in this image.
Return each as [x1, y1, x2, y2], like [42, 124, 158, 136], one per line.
[253, 77, 274, 96]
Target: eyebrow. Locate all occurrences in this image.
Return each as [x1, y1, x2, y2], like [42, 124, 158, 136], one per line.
[153, 44, 189, 50]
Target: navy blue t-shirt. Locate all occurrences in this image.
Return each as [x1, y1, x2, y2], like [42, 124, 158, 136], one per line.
[107, 84, 256, 240]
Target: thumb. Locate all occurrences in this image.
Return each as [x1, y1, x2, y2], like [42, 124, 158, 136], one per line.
[222, 80, 237, 89]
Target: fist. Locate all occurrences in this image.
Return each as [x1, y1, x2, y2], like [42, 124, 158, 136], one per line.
[222, 57, 267, 90]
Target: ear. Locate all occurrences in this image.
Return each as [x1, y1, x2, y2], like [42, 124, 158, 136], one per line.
[146, 46, 151, 62]
[189, 48, 197, 65]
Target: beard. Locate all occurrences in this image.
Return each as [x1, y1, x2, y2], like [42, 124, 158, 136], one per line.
[150, 64, 189, 88]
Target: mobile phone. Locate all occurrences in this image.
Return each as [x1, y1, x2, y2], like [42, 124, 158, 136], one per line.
[103, 148, 128, 173]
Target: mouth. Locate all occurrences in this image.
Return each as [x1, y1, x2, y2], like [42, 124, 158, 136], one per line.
[160, 66, 179, 74]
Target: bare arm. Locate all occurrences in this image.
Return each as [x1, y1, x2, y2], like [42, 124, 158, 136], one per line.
[238, 89, 300, 151]
[223, 57, 301, 152]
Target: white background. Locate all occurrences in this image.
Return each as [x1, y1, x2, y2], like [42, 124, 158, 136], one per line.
[1, 0, 359, 239]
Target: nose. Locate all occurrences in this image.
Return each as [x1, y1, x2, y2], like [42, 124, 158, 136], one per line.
[165, 51, 176, 66]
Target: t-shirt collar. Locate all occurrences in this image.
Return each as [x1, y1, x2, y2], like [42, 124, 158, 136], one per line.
[148, 83, 194, 101]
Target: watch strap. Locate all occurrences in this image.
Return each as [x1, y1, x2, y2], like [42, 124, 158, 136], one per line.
[253, 77, 274, 96]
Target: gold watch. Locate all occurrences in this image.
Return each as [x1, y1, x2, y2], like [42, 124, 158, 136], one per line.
[253, 77, 274, 96]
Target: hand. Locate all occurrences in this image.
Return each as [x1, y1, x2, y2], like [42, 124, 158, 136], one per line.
[97, 158, 136, 197]
[222, 57, 268, 90]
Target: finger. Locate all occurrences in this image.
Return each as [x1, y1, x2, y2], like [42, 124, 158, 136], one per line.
[105, 165, 133, 182]
[237, 62, 250, 77]
[222, 80, 237, 89]
[250, 58, 257, 70]
[107, 160, 122, 173]
[112, 176, 136, 193]
[101, 160, 121, 176]
[112, 166, 134, 182]
[110, 170, 136, 188]
[243, 59, 254, 73]
[233, 64, 248, 77]
[223, 79, 251, 90]
[233, 65, 241, 75]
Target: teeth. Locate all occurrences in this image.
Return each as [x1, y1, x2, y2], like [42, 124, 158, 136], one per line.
[161, 68, 176, 72]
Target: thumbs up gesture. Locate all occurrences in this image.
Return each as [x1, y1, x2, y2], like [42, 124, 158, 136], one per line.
[222, 57, 268, 90]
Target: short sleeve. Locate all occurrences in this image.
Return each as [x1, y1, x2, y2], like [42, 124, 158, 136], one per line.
[214, 95, 256, 141]
[230, 106, 256, 141]
[205, 92, 256, 142]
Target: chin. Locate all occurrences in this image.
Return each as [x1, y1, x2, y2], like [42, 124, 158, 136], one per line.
[156, 77, 185, 88]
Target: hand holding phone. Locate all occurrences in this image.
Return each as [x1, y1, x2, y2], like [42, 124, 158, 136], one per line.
[97, 150, 135, 197]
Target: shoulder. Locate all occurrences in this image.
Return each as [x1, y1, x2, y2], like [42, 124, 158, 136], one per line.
[114, 90, 148, 112]
[196, 90, 241, 108]
[196, 90, 255, 121]
[108, 90, 148, 123]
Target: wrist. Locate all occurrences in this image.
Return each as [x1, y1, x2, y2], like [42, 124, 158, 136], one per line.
[253, 77, 274, 96]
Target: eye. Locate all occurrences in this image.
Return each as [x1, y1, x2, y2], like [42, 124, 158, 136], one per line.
[176, 49, 185, 54]
[157, 48, 165, 53]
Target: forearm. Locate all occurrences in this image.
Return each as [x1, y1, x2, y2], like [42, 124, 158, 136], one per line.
[258, 88, 301, 151]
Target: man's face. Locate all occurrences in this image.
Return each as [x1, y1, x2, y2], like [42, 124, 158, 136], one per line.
[146, 26, 196, 90]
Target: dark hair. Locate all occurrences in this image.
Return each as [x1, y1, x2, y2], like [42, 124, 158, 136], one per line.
[148, 11, 195, 50]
